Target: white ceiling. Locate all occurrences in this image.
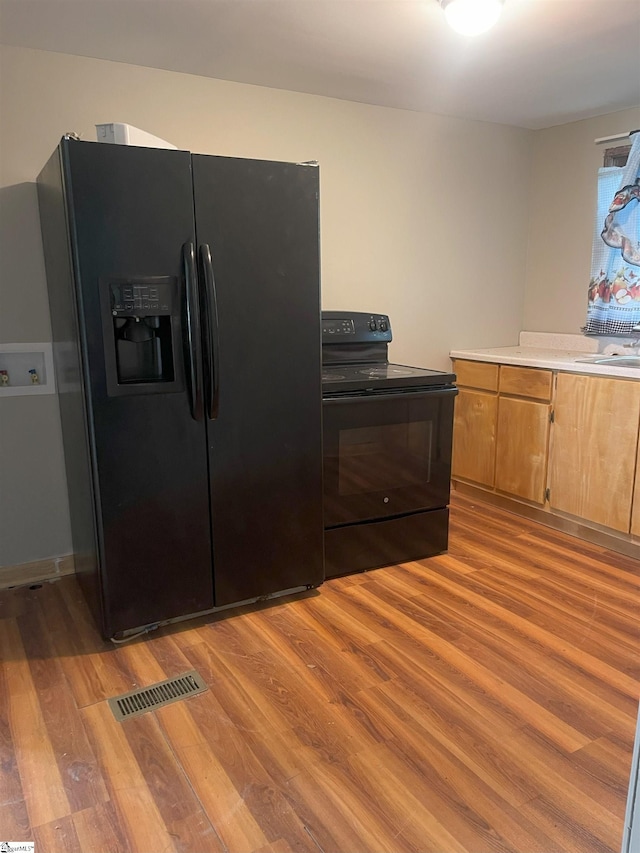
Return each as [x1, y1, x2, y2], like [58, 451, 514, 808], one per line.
[1, 0, 639, 130]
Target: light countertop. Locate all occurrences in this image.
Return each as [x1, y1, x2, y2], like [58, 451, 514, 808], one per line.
[450, 332, 640, 380]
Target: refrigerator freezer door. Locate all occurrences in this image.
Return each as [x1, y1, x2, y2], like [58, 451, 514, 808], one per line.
[192, 155, 324, 605]
[61, 140, 214, 636]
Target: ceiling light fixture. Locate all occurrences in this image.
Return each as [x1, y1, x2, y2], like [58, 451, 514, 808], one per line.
[439, 0, 504, 36]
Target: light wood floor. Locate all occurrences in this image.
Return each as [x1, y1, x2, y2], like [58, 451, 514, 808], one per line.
[1, 493, 638, 853]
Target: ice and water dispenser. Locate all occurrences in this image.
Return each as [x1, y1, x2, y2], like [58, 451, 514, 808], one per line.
[101, 276, 184, 395]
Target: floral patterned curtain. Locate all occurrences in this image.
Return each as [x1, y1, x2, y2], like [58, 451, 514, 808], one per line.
[585, 133, 640, 335]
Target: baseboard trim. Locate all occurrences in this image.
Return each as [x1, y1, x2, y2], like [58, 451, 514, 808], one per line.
[0, 554, 75, 590]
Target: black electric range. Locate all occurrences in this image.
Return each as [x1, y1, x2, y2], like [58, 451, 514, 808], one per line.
[320, 310, 457, 579]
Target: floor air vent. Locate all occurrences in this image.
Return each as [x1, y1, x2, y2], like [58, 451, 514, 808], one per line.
[108, 670, 207, 721]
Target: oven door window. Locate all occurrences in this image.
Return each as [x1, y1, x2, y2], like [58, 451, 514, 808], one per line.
[338, 421, 432, 495]
[323, 391, 455, 527]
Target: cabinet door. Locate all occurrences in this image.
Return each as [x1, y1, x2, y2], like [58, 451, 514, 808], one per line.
[549, 373, 640, 532]
[631, 435, 640, 537]
[495, 396, 550, 504]
[452, 388, 497, 487]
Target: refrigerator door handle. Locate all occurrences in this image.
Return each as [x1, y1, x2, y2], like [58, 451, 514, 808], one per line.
[199, 243, 220, 420]
[182, 241, 203, 420]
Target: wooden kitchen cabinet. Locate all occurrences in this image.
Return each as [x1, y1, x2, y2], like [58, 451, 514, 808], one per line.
[499, 365, 553, 401]
[495, 396, 550, 503]
[452, 355, 640, 553]
[454, 360, 499, 392]
[549, 373, 640, 532]
[632, 437, 640, 537]
[452, 360, 551, 503]
[451, 360, 499, 487]
[452, 387, 498, 486]
[494, 365, 552, 504]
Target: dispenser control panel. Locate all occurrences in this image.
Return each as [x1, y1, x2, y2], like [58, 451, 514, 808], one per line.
[110, 281, 173, 316]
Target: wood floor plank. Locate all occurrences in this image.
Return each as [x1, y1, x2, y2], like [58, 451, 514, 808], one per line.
[335, 580, 593, 752]
[116, 629, 189, 686]
[516, 523, 640, 577]
[356, 673, 538, 808]
[167, 812, 229, 853]
[572, 733, 637, 799]
[36, 580, 138, 708]
[0, 636, 32, 842]
[455, 507, 639, 591]
[238, 610, 397, 754]
[449, 539, 637, 627]
[503, 725, 629, 821]
[253, 840, 297, 853]
[441, 541, 637, 628]
[170, 644, 311, 788]
[0, 583, 42, 619]
[71, 801, 130, 853]
[119, 711, 225, 853]
[197, 617, 379, 765]
[16, 602, 110, 814]
[286, 753, 468, 853]
[179, 639, 309, 790]
[80, 701, 181, 853]
[0, 618, 71, 827]
[259, 602, 386, 693]
[495, 730, 625, 850]
[32, 814, 83, 853]
[471, 559, 638, 636]
[371, 566, 637, 730]
[451, 563, 639, 667]
[163, 739, 269, 851]
[143, 630, 203, 678]
[410, 585, 636, 734]
[0, 492, 637, 852]
[400, 558, 639, 700]
[314, 587, 525, 739]
[444, 539, 543, 578]
[519, 794, 619, 853]
[156, 694, 307, 853]
[156, 691, 317, 853]
[358, 739, 558, 853]
[388, 556, 636, 662]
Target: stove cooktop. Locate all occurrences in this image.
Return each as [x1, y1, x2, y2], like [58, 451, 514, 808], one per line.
[322, 361, 456, 396]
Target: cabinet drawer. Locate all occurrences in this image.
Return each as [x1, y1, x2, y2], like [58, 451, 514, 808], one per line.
[453, 360, 499, 391]
[499, 365, 553, 401]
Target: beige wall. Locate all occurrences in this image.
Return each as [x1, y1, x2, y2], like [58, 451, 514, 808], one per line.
[523, 106, 640, 333]
[9, 45, 636, 566]
[1, 46, 535, 362]
[0, 45, 534, 566]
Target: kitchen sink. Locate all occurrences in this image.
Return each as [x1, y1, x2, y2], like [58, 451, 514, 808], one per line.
[575, 355, 640, 369]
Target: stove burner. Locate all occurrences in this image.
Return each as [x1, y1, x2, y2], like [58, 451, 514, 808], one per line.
[322, 371, 345, 381]
[359, 367, 414, 377]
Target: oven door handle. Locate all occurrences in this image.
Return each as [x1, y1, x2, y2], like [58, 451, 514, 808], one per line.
[323, 387, 458, 405]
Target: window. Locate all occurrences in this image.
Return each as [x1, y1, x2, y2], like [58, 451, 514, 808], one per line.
[603, 145, 631, 167]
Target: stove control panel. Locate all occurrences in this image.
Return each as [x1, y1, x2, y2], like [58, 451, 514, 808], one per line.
[322, 311, 392, 344]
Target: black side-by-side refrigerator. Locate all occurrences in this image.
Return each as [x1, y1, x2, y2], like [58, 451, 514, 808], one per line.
[37, 137, 324, 639]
